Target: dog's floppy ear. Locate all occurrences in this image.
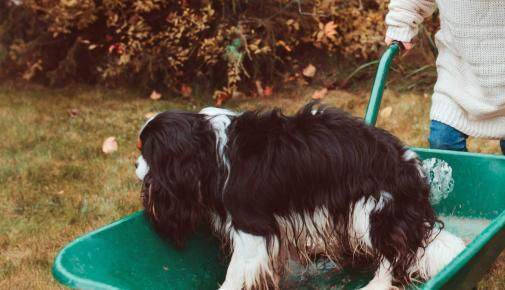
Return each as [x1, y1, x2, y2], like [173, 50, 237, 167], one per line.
[140, 111, 211, 248]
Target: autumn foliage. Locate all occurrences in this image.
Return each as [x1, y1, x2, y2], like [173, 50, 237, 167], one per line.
[1, 0, 399, 99]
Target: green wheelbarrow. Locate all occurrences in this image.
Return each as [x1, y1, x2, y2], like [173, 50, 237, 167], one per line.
[52, 43, 505, 290]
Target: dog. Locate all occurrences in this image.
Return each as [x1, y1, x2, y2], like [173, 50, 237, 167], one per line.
[135, 103, 465, 290]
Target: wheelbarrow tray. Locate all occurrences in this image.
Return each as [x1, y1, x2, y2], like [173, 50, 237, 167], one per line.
[52, 148, 505, 290]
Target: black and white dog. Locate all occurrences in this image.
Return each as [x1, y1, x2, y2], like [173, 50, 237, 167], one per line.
[135, 103, 465, 290]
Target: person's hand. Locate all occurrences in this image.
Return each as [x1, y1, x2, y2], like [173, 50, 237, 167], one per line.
[385, 37, 413, 50]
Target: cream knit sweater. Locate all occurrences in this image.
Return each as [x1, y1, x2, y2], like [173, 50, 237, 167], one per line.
[386, 0, 505, 139]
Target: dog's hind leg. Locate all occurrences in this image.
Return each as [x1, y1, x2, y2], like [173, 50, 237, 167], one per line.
[351, 196, 394, 290]
[360, 259, 394, 290]
[219, 229, 280, 290]
[410, 229, 465, 280]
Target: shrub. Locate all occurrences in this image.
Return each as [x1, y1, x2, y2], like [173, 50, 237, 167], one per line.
[0, 0, 436, 99]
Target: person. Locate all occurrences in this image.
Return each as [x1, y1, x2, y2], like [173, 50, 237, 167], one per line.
[384, 0, 505, 154]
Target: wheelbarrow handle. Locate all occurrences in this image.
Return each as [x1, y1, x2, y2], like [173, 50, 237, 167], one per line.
[363, 41, 403, 126]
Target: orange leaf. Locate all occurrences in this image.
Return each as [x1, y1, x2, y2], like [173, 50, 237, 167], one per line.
[302, 64, 316, 78]
[276, 40, 292, 52]
[150, 90, 161, 100]
[324, 21, 337, 38]
[215, 93, 229, 106]
[264, 86, 273, 97]
[180, 84, 192, 98]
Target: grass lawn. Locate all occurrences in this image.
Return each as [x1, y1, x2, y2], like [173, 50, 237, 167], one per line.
[0, 83, 503, 289]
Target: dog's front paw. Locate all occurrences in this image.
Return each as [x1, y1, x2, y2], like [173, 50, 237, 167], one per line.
[218, 282, 240, 290]
[359, 280, 394, 290]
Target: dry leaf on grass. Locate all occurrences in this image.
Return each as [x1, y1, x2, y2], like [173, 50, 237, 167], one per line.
[311, 88, 328, 100]
[302, 64, 316, 78]
[150, 90, 161, 100]
[102, 137, 118, 154]
[145, 112, 156, 119]
[68, 108, 80, 118]
[264, 86, 273, 97]
[380, 106, 393, 119]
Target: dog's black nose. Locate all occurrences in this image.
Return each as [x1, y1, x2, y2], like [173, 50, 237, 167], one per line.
[135, 161, 139, 169]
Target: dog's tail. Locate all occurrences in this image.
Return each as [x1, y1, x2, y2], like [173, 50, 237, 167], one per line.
[368, 149, 441, 284]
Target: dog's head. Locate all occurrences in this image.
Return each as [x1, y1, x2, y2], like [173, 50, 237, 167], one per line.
[136, 110, 215, 248]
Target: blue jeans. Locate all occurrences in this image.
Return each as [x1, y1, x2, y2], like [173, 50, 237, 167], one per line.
[429, 120, 505, 154]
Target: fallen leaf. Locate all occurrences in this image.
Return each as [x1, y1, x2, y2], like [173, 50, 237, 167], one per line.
[180, 84, 192, 98]
[264, 86, 273, 97]
[150, 90, 161, 100]
[380, 106, 393, 119]
[68, 108, 80, 118]
[303, 64, 316, 78]
[145, 112, 156, 119]
[102, 137, 118, 154]
[311, 88, 328, 100]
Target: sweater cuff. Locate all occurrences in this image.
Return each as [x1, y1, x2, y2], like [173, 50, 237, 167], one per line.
[386, 26, 417, 42]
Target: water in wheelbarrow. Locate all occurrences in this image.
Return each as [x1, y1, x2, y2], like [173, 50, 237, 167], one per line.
[281, 215, 491, 289]
[439, 215, 491, 245]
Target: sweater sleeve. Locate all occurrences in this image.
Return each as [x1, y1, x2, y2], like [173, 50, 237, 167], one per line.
[385, 0, 437, 42]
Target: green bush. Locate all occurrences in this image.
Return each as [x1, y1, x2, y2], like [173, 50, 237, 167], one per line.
[0, 0, 436, 99]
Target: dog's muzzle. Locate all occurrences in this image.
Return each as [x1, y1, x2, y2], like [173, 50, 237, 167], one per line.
[135, 155, 149, 180]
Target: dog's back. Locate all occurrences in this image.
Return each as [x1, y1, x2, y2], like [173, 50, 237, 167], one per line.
[223, 103, 438, 284]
